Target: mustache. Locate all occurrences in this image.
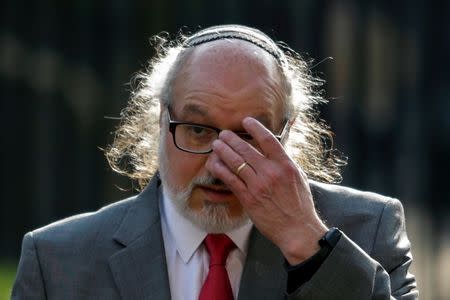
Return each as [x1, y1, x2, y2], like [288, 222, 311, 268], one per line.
[191, 175, 225, 187]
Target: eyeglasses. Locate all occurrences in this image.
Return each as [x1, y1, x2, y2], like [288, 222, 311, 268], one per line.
[167, 110, 289, 154]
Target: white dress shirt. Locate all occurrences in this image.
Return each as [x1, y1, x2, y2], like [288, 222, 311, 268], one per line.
[159, 187, 253, 300]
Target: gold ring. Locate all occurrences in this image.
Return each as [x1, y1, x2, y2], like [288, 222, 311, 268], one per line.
[235, 162, 248, 176]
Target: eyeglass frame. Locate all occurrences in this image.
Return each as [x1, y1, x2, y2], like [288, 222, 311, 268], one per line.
[167, 109, 289, 154]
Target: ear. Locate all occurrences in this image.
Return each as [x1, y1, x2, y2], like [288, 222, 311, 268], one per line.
[288, 111, 298, 127]
[159, 103, 165, 127]
[281, 117, 295, 145]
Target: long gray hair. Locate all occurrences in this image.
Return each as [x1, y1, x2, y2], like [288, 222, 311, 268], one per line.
[105, 25, 346, 190]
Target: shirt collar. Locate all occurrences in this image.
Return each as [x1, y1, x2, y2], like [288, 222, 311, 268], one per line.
[160, 186, 253, 263]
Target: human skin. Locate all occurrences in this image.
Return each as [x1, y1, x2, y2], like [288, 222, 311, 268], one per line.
[160, 39, 328, 264]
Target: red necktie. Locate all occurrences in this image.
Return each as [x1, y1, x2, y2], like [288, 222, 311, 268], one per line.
[199, 234, 236, 300]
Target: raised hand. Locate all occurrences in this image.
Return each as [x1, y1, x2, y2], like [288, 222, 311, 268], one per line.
[206, 117, 328, 265]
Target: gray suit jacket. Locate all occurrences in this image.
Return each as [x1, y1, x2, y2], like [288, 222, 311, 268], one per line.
[12, 174, 418, 299]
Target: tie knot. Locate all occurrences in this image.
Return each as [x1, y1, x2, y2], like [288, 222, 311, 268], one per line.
[204, 234, 236, 266]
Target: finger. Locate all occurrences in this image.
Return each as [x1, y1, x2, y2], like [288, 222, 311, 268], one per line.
[211, 139, 256, 181]
[205, 153, 266, 213]
[242, 117, 287, 160]
[217, 130, 265, 170]
[205, 152, 251, 197]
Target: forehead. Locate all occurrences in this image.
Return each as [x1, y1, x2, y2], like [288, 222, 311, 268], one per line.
[171, 40, 286, 129]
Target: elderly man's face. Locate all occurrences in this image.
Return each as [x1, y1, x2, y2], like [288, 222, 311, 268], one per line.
[159, 40, 286, 232]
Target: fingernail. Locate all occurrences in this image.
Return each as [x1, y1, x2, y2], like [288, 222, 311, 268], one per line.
[212, 139, 220, 148]
[243, 117, 254, 126]
[219, 130, 231, 139]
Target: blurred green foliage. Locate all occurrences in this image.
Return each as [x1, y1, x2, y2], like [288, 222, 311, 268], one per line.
[0, 261, 16, 300]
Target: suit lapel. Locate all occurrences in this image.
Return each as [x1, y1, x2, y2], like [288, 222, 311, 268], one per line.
[237, 182, 329, 300]
[107, 177, 324, 299]
[238, 228, 287, 300]
[108, 175, 171, 299]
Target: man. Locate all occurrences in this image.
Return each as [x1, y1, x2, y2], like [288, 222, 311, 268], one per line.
[13, 25, 418, 299]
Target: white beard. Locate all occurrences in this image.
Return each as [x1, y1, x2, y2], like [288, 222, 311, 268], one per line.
[158, 129, 250, 233]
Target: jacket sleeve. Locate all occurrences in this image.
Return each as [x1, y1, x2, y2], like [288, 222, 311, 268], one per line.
[11, 232, 47, 300]
[287, 198, 418, 300]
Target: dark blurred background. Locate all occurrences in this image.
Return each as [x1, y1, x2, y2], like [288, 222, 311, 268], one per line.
[1, 0, 449, 298]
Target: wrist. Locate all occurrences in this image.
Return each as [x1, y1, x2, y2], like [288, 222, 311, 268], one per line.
[282, 222, 328, 265]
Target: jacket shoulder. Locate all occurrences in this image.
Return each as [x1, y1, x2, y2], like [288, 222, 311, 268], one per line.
[310, 181, 405, 253]
[31, 195, 138, 244]
[310, 180, 400, 215]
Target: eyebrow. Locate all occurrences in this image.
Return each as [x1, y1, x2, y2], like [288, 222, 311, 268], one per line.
[180, 104, 209, 118]
[179, 103, 273, 130]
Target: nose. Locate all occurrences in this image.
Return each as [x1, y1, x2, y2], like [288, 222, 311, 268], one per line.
[205, 150, 225, 185]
